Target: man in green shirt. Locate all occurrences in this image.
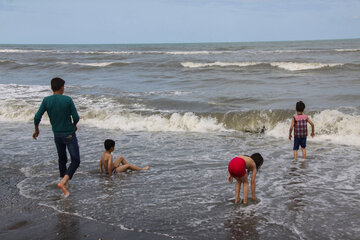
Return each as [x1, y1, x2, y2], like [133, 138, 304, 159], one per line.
[33, 77, 80, 197]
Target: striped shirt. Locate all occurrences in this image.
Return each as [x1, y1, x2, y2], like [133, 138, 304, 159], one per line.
[294, 114, 308, 138]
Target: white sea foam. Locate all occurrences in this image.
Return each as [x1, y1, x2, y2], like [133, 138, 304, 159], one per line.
[0, 84, 225, 133]
[167, 51, 231, 55]
[181, 61, 262, 68]
[2, 84, 359, 140]
[181, 61, 342, 71]
[267, 110, 360, 147]
[0, 102, 225, 132]
[269, 62, 342, 71]
[56, 61, 127, 67]
[0, 59, 14, 63]
[0, 48, 231, 56]
[334, 48, 360, 52]
[127, 90, 191, 97]
[81, 111, 227, 132]
[0, 49, 58, 53]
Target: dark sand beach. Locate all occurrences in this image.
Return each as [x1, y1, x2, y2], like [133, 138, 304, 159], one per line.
[0, 167, 172, 240]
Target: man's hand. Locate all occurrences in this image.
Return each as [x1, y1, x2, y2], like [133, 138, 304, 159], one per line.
[32, 129, 39, 140]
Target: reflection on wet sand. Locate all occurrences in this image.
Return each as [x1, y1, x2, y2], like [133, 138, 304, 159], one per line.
[224, 203, 260, 240]
[56, 200, 80, 240]
[286, 161, 308, 218]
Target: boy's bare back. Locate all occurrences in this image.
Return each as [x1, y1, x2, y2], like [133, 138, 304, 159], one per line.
[100, 151, 113, 174]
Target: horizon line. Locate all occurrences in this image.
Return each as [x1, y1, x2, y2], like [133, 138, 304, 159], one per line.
[0, 37, 359, 45]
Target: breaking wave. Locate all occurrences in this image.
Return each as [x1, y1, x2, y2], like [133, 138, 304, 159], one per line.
[1, 84, 359, 146]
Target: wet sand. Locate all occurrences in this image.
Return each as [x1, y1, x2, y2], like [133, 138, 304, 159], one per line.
[0, 167, 172, 240]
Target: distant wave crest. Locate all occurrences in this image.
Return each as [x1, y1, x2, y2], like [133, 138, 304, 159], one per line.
[181, 61, 343, 71]
[56, 61, 129, 67]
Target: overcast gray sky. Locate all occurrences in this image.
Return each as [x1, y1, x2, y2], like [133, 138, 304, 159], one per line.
[0, 0, 359, 44]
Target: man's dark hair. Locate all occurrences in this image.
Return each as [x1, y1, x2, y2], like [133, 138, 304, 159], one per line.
[296, 101, 305, 112]
[251, 153, 264, 170]
[51, 77, 65, 92]
[104, 139, 115, 150]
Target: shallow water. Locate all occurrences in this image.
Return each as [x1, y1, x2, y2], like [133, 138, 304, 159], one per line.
[0, 122, 358, 239]
[1, 40, 360, 239]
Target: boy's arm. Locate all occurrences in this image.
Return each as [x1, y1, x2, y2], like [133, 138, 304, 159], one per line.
[250, 169, 257, 200]
[307, 117, 315, 137]
[108, 155, 113, 176]
[33, 99, 47, 140]
[289, 117, 295, 140]
[99, 159, 103, 173]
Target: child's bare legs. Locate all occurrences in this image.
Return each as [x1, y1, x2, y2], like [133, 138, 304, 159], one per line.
[57, 174, 70, 197]
[235, 181, 241, 204]
[113, 156, 125, 168]
[301, 148, 306, 159]
[293, 150, 298, 161]
[243, 182, 249, 204]
[115, 163, 149, 173]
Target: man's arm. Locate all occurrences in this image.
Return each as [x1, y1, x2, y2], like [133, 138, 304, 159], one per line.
[289, 117, 295, 140]
[307, 117, 315, 137]
[70, 98, 80, 130]
[33, 99, 46, 140]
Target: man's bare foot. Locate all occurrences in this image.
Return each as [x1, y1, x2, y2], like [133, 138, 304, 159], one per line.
[57, 181, 70, 198]
[143, 166, 150, 170]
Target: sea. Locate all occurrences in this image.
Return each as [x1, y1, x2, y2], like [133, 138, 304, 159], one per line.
[0, 39, 359, 239]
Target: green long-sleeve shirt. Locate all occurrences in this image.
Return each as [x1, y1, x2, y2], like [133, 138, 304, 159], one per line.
[34, 94, 80, 135]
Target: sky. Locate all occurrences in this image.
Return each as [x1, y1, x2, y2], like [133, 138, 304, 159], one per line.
[0, 0, 359, 44]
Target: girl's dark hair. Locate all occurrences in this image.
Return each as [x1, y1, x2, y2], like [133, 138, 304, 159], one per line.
[51, 77, 65, 91]
[251, 153, 264, 170]
[104, 139, 115, 150]
[296, 101, 305, 112]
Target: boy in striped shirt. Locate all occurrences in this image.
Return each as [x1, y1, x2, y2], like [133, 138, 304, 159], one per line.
[289, 101, 315, 160]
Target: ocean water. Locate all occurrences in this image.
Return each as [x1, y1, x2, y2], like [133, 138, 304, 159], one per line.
[0, 39, 360, 239]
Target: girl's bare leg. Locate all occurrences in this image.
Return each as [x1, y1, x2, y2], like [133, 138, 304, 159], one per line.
[235, 181, 241, 204]
[243, 182, 249, 204]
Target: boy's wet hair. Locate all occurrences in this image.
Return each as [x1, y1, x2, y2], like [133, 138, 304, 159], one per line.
[251, 153, 264, 170]
[296, 101, 305, 112]
[51, 77, 65, 92]
[104, 139, 115, 150]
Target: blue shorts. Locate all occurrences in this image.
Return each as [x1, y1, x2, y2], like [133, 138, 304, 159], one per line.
[293, 137, 306, 150]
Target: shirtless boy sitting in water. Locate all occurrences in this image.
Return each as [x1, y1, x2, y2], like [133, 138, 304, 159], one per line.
[228, 153, 264, 204]
[100, 139, 149, 176]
